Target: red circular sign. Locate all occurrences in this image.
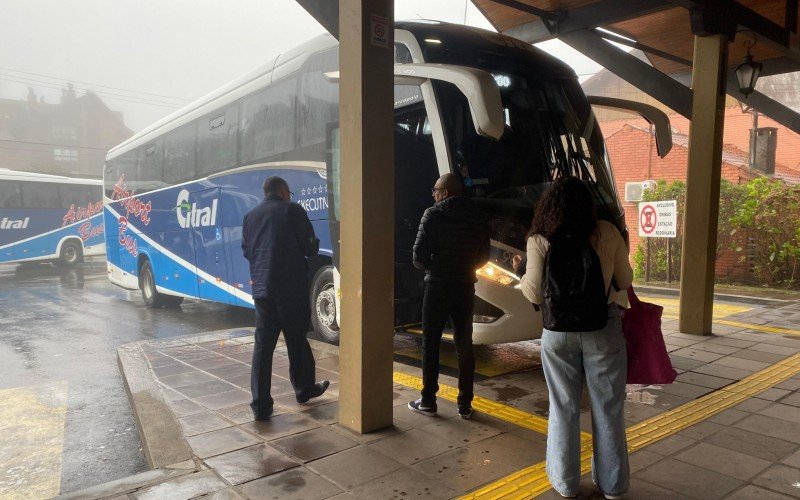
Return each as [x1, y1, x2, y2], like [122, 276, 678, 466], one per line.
[374, 23, 384, 38]
[640, 204, 657, 235]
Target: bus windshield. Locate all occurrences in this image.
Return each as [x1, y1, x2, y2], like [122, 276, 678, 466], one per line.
[434, 76, 620, 253]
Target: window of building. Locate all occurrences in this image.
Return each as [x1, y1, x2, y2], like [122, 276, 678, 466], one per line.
[21, 182, 61, 209]
[53, 125, 77, 141]
[53, 148, 79, 162]
[196, 105, 239, 177]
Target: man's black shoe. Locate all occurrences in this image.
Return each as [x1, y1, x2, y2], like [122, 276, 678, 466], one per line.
[297, 380, 330, 403]
[253, 407, 274, 421]
[407, 398, 437, 416]
[458, 405, 473, 420]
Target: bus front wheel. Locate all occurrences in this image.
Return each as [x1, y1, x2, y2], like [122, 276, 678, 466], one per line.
[140, 261, 183, 308]
[55, 240, 82, 267]
[311, 267, 340, 345]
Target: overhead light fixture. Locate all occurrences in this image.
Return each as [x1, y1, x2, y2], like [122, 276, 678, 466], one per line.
[735, 32, 762, 98]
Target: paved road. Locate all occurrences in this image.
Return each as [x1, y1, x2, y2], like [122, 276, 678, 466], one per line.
[0, 257, 253, 495]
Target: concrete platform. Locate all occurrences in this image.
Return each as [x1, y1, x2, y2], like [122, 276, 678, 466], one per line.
[68, 296, 800, 499]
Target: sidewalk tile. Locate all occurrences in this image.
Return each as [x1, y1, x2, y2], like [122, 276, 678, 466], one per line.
[754, 388, 792, 402]
[707, 408, 750, 426]
[705, 427, 798, 462]
[674, 442, 771, 480]
[204, 443, 299, 485]
[301, 401, 339, 425]
[706, 337, 756, 349]
[645, 434, 696, 456]
[732, 397, 773, 413]
[196, 487, 245, 499]
[671, 348, 726, 363]
[635, 458, 743, 499]
[241, 413, 321, 441]
[368, 428, 455, 465]
[760, 402, 800, 423]
[179, 412, 232, 437]
[782, 449, 800, 469]
[329, 422, 408, 445]
[725, 485, 795, 499]
[629, 449, 664, 474]
[625, 478, 683, 498]
[272, 427, 358, 462]
[348, 467, 457, 499]
[307, 445, 404, 490]
[132, 470, 227, 500]
[693, 363, 752, 380]
[417, 415, 502, 445]
[677, 421, 724, 441]
[194, 390, 252, 410]
[714, 356, 772, 372]
[752, 464, 800, 497]
[169, 399, 206, 418]
[657, 381, 715, 399]
[690, 343, 742, 355]
[751, 343, 800, 355]
[160, 371, 215, 389]
[676, 372, 735, 389]
[186, 427, 261, 459]
[152, 363, 195, 377]
[734, 414, 800, 444]
[238, 466, 342, 500]
[178, 380, 238, 399]
[410, 445, 521, 492]
[776, 379, 800, 392]
[668, 356, 706, 371]
[730, 349, 788, 364]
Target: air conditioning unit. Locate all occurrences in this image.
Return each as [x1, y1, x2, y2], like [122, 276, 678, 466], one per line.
[625, 182, 644, 202]
[624, 180, 656, 202]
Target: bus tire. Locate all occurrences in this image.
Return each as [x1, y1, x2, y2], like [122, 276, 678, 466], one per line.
[55, 240, 82, 267]
[140, 260, 183, 308]
[310, 267, 340, 345]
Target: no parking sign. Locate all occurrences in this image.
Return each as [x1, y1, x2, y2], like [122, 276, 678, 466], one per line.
[638, 200, 677, 238]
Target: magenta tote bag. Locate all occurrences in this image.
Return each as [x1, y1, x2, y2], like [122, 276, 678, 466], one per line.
[622, 287, 677, 385]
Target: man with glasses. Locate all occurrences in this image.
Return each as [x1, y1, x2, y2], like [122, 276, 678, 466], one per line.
[409, 173, 490, 419]
[242, 176, 329, 421]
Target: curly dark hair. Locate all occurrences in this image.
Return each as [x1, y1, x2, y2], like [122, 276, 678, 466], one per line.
[529, 176, 597, 243]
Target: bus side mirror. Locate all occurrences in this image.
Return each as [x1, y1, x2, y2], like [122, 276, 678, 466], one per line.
[587, 96, 673, 158]
[324, 63, 505, 141]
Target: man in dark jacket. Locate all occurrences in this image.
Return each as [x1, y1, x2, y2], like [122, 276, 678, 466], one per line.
[242, 176, 329, 420]
[408, 172, 490, 419]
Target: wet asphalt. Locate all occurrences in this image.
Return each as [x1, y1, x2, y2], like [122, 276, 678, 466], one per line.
[0, 257, 254, 494]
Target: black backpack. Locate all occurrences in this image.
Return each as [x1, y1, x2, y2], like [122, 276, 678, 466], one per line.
[541, 236, 608, 332]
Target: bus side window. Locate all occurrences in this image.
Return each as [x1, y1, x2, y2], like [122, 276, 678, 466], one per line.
[22, 182, 61, 209]
[196, 104, 239, 177]
[298, 48, 339, 148]
[0, 181, 22, 208]
[113, 151, 139, 195]
[164, 123, 196, 184]
[240, 76, 297, 165]
[60, 184, 93, 208]
[138, 140, 165, 192]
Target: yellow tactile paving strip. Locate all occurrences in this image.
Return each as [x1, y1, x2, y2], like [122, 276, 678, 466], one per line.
[460, 352, 800, 499]
[638, 295, 752, 320]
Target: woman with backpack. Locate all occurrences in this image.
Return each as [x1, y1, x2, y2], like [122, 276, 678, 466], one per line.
[513, 177, 633, 499]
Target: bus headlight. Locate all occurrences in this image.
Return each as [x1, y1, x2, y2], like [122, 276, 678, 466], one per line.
[476, 262, 519, 287]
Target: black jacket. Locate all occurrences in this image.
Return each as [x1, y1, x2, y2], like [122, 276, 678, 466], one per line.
[242, 195, 319, 299]
[413, 196, 491, 283]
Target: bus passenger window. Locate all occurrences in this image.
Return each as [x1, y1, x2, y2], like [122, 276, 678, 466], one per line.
[22, 182, 61, 209]
[240, 76, 297, 165]
[0, 182, 22, 208]
[298, 48, 339, 148]
[163, 123, 196, 184]
[196, 105, 238, 177]
[60, 184, 94, 208]
[138, 141, 165, 192]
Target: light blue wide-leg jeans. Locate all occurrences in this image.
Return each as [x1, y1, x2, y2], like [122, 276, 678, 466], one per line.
[540, 305, 629, 497]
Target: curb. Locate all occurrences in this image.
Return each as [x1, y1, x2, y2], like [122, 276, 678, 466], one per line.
[635, 285, 794, 306]
[117, 341, 192, 469]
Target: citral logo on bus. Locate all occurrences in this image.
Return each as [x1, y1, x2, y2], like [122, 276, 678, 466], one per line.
[176, 189, 218, 228]
[0, 217, 29, 230]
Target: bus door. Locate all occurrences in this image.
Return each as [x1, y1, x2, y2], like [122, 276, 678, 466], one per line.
[189, 187, 230, 304]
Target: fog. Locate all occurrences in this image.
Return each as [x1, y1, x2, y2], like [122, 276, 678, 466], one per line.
[0, 0, 601, 133]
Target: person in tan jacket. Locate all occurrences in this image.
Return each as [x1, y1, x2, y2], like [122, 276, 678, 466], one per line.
[513, 177, 633, 499]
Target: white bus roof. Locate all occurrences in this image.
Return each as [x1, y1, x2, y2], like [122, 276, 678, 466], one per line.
[107, 33, 338, 160]
[0, 168, 102, 185]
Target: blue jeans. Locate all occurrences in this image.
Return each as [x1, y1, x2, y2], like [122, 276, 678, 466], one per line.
[540, 305, 629, 497]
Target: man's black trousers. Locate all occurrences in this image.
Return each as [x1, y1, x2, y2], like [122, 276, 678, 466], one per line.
[250, 296, 315, 416]
[421, 281, 476, 407]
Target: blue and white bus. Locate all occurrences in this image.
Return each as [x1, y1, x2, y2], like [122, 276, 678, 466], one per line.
[0, 169, 104, 266]
[103, 22, 671, 344]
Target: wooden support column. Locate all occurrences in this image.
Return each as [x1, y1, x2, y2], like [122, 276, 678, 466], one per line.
[679, 34, 728, 335]
[338, 0, 395, 432]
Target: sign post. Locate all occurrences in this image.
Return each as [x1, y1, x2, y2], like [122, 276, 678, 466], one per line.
[639, 200, 678, 283]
